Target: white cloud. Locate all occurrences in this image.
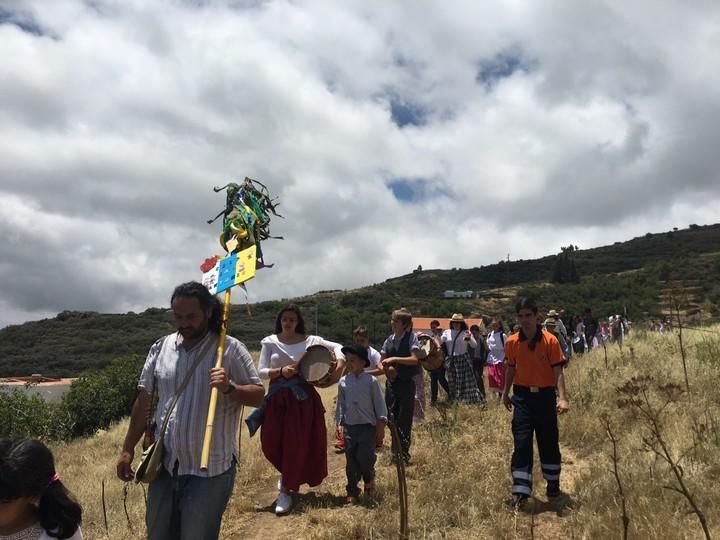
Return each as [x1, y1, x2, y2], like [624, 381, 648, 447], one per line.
[0, 0, 719, 328]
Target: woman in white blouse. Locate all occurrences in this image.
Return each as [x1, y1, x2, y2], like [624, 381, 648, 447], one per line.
[440, 314, 482, 404]
[485, 318, 507, 400]
[256, 305, 344, 515]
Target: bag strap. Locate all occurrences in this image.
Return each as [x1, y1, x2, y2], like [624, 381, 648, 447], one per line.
[450, 331, 462, 357]
[157, 336, 218, 439]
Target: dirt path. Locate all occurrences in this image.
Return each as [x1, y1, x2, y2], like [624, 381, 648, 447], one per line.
[231, 436, 349, 539]
[227, 394, 591, 540]
[515, 448, 589, 539]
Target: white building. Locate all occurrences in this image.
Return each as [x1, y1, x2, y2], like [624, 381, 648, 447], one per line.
[443, 290, 475, 299]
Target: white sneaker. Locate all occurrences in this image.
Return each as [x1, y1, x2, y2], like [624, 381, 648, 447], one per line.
[275, 490, 293, 515]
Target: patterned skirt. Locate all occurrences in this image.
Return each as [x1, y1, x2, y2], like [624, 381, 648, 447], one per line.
[446, 353, 482, 404]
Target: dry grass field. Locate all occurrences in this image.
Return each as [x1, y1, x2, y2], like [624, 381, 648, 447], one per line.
[50, 326, 720, 539]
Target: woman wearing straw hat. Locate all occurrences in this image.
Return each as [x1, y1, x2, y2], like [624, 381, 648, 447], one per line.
[440, 314, 483, 404]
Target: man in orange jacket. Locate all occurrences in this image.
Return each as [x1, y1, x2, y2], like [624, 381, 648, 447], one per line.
[502, 297, 569, 507]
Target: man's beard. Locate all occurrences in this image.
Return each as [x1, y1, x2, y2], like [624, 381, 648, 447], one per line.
[180, 324, 208, 340]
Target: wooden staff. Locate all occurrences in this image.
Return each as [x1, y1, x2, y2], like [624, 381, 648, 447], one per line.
[390, 421, 409, 539]
[200, 289, 233, 471]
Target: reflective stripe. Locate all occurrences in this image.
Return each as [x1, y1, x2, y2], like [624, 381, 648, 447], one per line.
[512, 471, 533, 481]
[512, 485, 532, 495]
[541, 463, 561, 471]
[543, 473, 560, 481]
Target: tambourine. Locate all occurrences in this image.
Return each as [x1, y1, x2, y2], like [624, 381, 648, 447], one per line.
[417, 333, 444, 371]
[297, 345, 337, 386]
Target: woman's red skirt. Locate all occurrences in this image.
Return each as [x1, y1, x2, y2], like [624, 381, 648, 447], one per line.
[260, 381, 327, 491]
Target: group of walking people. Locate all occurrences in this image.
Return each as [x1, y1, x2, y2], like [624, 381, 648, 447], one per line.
[421, 314, 508, 407]
[99, 280, 574, 539]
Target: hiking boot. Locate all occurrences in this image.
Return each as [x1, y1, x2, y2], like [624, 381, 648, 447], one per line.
[363, 482, 375, 500]
[505, 494, 529, 510]
[547, 482, 561, 499]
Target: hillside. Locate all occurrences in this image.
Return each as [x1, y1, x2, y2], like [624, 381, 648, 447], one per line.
[2, 223, 720, 377]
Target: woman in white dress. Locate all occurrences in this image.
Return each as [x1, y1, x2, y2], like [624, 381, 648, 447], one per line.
[254, 305, 344, 515]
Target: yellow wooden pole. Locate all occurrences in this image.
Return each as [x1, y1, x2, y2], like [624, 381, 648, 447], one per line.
[200, 289, 232, 471]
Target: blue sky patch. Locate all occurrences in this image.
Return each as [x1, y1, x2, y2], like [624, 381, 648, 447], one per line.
[476, 49, 535, 89]
[387, 177, 447, 203]
[390, 99, 427, 128]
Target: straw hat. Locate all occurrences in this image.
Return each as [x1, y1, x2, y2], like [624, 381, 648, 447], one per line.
[449, 313, 468, 330]
[544, 317, 558, 327]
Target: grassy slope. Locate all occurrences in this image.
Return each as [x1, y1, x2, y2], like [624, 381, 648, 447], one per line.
[53, 327, 720, 539]
[2, 223, 720, 377]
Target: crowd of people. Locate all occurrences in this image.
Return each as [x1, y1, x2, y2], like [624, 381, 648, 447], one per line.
[112, 281, 587, 538]
[1, 279, 623, 539]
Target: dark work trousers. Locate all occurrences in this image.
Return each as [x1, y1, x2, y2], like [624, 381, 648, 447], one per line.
[385, 378, 415, 462]
[472, 357, 487, 402]
[344, 423, 377, 497]
[510, 386, 561, 497]
[430, 366, 451, 403]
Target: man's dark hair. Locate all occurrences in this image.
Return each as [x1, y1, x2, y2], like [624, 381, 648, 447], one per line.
[515, 297, 538, 314]
[430, 319, 440, 328]
[275, 304, 307, 335]
[171, 281, 223, 334]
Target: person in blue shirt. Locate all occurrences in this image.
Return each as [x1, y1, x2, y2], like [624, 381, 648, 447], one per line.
[336, 344, 388, 504]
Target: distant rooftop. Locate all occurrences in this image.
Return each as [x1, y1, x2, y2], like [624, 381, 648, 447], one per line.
[413, 317, 486, 331]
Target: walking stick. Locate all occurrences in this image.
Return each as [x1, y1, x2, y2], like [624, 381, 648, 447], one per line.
[389, 421, 409, 540]
[386, 383, 409, 540]
[201, 289, 232, 471]
[198, 177, 282, 471]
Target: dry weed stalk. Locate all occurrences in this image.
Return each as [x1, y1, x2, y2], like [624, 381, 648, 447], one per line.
[600, 414, 630, 540]
[617, 376, 711, 540]
[670, 290, 690, 391]
[122, 482, 134, 532]
[601, 339, 609, 369]
[100, 479, 108, 535]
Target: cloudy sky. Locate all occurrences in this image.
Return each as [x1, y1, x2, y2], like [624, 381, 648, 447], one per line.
[1, 0, 719, 328]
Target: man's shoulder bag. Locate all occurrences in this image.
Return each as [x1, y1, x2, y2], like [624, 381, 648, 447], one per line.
[135, 337, 217, 484]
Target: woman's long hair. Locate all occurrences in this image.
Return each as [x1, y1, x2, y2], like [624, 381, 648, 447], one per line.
[490, 318, 505, 334]
[0, 438, 82, 539]
[274, 304, 306, 335]
[171, 281, 223, 334]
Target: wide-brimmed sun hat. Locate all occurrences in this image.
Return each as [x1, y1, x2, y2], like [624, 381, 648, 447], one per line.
[449, 313, 465, 323]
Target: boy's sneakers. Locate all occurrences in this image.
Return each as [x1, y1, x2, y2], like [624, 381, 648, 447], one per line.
[345, 495, 357, 505]
[363, 481, 375, 500]
[334, 436, 345, 451]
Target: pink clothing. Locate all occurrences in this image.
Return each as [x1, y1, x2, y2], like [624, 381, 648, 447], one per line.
[487, 363, 505, 391]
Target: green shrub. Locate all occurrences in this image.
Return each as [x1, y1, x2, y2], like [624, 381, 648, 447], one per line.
[61, 355, 145, 437]
[0, 390, 73, 440]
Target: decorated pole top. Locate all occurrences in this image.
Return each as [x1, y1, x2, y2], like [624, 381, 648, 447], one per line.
[200, 177, 282, 295]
